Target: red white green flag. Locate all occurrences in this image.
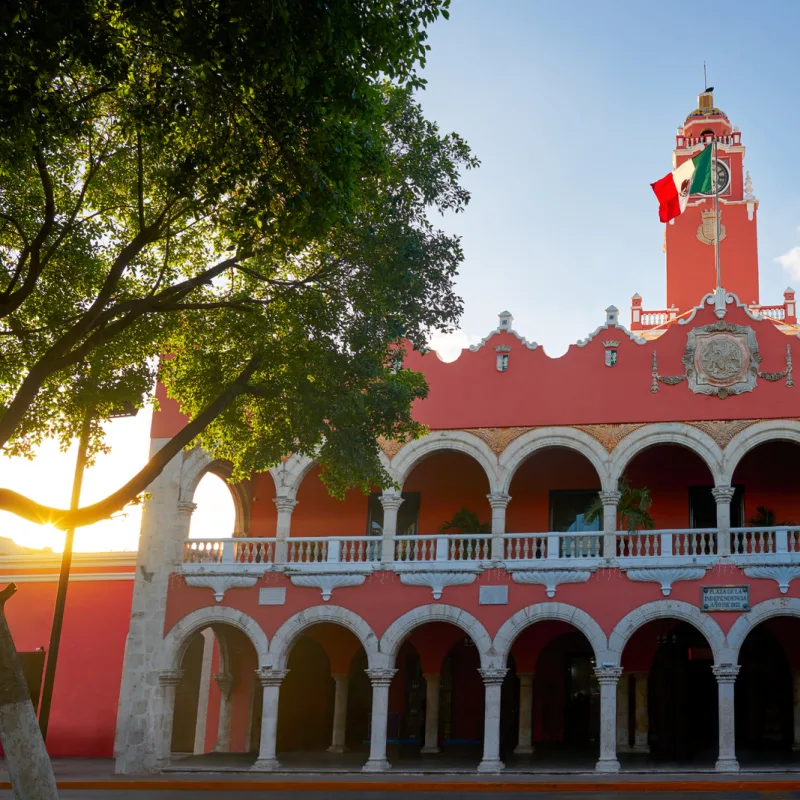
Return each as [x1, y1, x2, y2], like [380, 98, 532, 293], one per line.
[651, 145, 713, 222]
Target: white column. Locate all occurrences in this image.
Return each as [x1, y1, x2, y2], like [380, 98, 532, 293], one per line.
[713, 664, 740, 773]
[487, 492, 511, 561]
[514, 672, 534, 755]
[616, 672, 630, 753]
[155, 669, 183, 769]
[599, 491, 621, 559]
[252, 668, 289, 771]
[212, 672, 234, 753]
[477, 667, 508, 773]
[193, 628, 216, 755]
[793, 670, 800, 751]
[379, 493, 403, 566]
[421, 673, 441, 754]
[632, 671, 650, 753]
[273, 496, 298, 563]
[362, 668, 397, 772]
[594, 666, 621, 773]
[712, 486, 735, 557]
[328, 673, 350, 753]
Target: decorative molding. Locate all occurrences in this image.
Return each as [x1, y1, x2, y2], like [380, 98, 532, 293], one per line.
[184, 573, 258, 602]
[158, 669, 184, 687]
[0, 552, 137, 569]
[478, 668, 508, 686]
[487, 492, 511, 510]
[602, 340, 621, 348]
[685, 321, 760, 398]
[686, 419, 760, 448]
[255, 667, 290, 687]
[469, 312, 538, 352]
[379, 493, 404, 512]
[213, 672, 234, 694]
[574, 423, 647, 453]
[464, 426, 536, 455]
[273, 496, 298, 513]
[289, 572, 366, 601]
[575, 320, 644, 348]
[743, 565, 800, 594]
[624, 567, 707, 597]
[594, 666, 623, 683]
[0, 571, 134, 583]
[697, 208, 727, 246]
[397, 570, 479, 600]
[712, 664, 740, 683]
[494, 344, 511, 353]
[650, 350, 686, 392]
[365, 668, 398, 686]
[377, 434, 413, 459]
[758, 344, 793, 387]
[176, 500, 198, 515]
[510, 569, 593, 597]
[711, 485, 736, 504]
[598, 490, 622, 506]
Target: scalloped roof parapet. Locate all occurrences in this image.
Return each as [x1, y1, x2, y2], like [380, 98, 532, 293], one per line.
[469, 311, 538, 352]
[575, 318, 645, 348]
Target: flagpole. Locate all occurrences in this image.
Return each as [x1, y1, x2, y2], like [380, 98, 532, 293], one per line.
[714, 137, 721, 288]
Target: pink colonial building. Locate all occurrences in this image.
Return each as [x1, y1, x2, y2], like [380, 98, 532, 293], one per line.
[11, 90, 800, 774]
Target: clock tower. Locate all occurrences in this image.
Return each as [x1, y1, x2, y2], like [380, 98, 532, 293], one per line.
[665, 90, 759, 313]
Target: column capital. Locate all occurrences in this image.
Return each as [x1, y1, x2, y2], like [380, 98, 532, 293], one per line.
[487, 492, 511, 509]
[594, 665, 623, 684]
[365, 667, 398, 686]
[158, 669, 184, 686]
[273, 496, 298, 513]
[712, 664, 740, 683]
[176, 500, 197, 515]
[379, 493, 404, 512]
[213, 672, 234, 694]
[711, 486, 736, 504]
[478, 667, 508, 686]
[255, 667, 290, 687]
[598, 490, 621, 506]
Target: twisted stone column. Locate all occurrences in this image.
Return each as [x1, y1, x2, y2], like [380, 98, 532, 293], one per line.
[477, 667, 508, 773]
[594, 666, 622, 773]
[252, 668, 289, 771]
[713, 664, 739, 772]
[212, 672, 234, 753]
[514, 672, 534, 755]
[712, 486, 736, 557]
[421, 673, 441, 754]
[487, 492, 511, 561]
[328, 673, 349, 753]
[362, 668, 397, 772]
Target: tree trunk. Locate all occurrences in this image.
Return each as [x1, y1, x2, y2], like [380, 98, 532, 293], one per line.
[0, 584, 58, 800]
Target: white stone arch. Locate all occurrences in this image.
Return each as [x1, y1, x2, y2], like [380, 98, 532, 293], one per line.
[158, 606, 269, 671]
[609, 423, 724, 487]
[388, 431, 501, 493]
[378, 604, 495, 668]
[492, 603, 611, 665]
[607, 600, 727, 665]
[720, 420, 800, 486]
[725, 597, 800, 664]
[267, 606, 380, 669]
[498, 427, 613, 494]
[181, 447, 256, 535]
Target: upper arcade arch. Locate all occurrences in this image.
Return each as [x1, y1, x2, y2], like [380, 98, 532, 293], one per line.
[157, 606, 269, 672]
[609, 423, 724, 487]
[725, 598, 800, 664]
[492, 602, 610, 665]
[378, 604, 494, 668]
[498, 427, 613, 495]
[607, 600, 727, 665]
[720, 420, 800, 486]
[268, 606, 379, 669]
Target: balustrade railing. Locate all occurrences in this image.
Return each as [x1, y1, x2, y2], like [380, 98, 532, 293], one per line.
[730, 527, 800, 556]
[183, 538, 276, 565]
[394, 534, 491, 563]
[504, 532, 603, 560]
[286, 536, 382, 564]
[616, 529, 717, 558]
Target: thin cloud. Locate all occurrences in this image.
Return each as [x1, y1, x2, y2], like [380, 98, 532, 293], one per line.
[776, 247, 800, 281]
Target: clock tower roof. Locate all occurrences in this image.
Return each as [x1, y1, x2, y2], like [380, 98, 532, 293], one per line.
[683, 89, 732, 135]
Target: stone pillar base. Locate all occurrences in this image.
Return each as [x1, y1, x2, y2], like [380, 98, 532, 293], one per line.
[595, 758, 621, 773]
[362, 758, 392, 772]
[513, 744, 534, 755]
[420, 745, 441, 754]
[327, 745, 347, 754]
[251, 758, 280, 771]
[477, 759, 504, 773]
[715, 757, 740, 773]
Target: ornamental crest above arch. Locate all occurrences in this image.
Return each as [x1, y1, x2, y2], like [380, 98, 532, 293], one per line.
[685, 321, 759, 398]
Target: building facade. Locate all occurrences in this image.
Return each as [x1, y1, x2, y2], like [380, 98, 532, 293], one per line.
[8, 91, 800, 774]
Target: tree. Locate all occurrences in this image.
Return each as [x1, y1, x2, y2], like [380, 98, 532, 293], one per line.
[584, 476, 655, 533]
[0, 0, 475, 530]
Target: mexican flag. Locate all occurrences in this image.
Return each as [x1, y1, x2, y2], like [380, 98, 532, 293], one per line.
[651, 145, 713, 222]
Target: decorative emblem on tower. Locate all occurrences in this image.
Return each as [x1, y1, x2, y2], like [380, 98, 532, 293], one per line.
[696, 209, 727, 246]
[684, 322, 759, 398]
[602, 340, 619, 367]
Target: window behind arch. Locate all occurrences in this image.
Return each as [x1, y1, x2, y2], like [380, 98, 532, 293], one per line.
[189, 472, 236, 538]
[366, 492, 421, 536]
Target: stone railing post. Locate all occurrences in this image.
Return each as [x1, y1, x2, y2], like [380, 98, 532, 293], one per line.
[421, 673, 441, 754]
[594, 666, 622, 773]
[712, 664, 740, 772]
[477, 667, 508, 773]
[155, 669, 183, 769]
[328, 674, 350, 753]
[599, 491, 621, 560]
[362, 668, 397, 772]
[252, 668, 289, 771]
[632, 671, 650, 752]
[514, 672, 534, 755]
[212, 672, 234, 753]
[487, 492, 511, 561]
[712, 486, 735, 557]
[273, 496, 298, 563]
[379, 492, 404, 566]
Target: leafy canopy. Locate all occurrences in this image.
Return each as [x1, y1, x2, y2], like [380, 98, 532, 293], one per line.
[0, 0, 476, 527]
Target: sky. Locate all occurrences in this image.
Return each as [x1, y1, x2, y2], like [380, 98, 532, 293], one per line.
[4, 0, 800, 552]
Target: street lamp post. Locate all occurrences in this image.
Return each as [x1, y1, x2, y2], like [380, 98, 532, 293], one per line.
[38, 403, 137, 741]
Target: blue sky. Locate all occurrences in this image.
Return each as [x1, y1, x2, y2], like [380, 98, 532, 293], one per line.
[419, 0, 800, 357]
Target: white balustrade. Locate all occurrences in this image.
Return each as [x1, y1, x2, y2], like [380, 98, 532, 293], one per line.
[616, 529, 717, 559]
[730, 527, 789, 556]
[394, 534, 491, 563]
[183, 538, 276, 565]
[286, 536, 382, 565]
[504, 532, 603, 560]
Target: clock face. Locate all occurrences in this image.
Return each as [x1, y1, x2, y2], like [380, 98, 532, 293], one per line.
[699, 160, 730, 195]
